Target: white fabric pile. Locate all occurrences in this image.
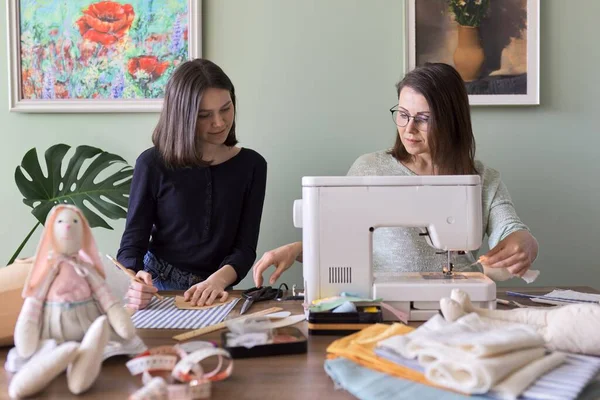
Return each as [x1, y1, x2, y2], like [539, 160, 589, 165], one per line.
[377, 313, 566, 399]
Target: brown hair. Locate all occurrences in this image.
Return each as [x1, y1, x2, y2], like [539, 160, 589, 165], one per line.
[152, 58, 238, 168]
[389, 63, 477, 175]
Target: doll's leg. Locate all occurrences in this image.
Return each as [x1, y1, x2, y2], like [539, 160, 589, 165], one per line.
[13, 297, 43, 358]
[450, 289, 550, 327]
[450, 289, 476, 312]
[439, 297, 468, 322]
[66, 315, 110, 394]
[8, 341, 79, 399]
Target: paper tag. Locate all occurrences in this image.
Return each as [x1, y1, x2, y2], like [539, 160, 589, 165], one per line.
[226, 332, 270, 349]
[177, 341, 216, 354]
[544, 289, 600, 302]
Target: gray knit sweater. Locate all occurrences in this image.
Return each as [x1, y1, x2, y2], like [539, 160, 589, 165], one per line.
[346, 150, 530, 275]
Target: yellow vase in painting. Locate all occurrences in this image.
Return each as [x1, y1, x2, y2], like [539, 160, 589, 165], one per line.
[453, 25, 485, 82]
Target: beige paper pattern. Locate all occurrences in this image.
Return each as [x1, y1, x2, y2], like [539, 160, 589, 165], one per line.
[174, 296, 238, 310]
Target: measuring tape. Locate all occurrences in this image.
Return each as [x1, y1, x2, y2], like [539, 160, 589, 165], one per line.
[126, 341, 233, 400]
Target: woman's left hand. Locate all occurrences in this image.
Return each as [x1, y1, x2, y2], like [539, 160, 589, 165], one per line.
[480, 230, 539, 276]
[184, 278, 229, 307]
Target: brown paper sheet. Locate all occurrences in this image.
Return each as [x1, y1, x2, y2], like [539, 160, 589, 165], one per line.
[174, 295, 238, 310]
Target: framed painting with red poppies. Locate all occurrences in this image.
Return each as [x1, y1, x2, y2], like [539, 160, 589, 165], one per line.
[7, 0, 201, 112]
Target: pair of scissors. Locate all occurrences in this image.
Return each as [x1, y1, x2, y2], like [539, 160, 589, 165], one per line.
[239, 284, 288, 315]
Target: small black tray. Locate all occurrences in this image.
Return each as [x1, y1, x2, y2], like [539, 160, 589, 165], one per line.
[308, 305, 383, 324]
[307, 306, 383, 335]
[221, 326, 307, 359]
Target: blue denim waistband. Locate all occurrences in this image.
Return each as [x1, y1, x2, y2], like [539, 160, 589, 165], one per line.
[143, 252, 204, 290]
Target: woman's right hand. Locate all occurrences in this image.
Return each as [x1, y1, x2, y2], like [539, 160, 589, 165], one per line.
[253, 241, 302, 287]
[125, 270, 158, 310]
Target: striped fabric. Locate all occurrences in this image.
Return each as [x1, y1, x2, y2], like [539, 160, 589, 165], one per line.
[131, 297, 240, 329]
[520, 354, 600, 400]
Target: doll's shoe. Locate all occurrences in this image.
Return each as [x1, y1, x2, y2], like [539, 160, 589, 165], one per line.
[106, 303, 136, 340]
[67, 316, 110, 394]
[9, 341, 79, 399]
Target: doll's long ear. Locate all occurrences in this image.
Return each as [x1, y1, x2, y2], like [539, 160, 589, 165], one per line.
[449, 289, 549, 328]
[22, 205, 62, 298]
[74, 208, 105, 279]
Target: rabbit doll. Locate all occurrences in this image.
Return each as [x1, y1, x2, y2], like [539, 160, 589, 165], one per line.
[440, 288, 600, 356]
[8, 204, 136, 398]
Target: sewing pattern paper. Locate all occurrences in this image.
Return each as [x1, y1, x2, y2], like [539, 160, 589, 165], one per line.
[131, 297, 240, 329]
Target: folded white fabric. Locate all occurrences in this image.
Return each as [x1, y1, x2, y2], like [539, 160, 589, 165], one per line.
[377, 313, 450, 359]
[484, 266, 540, 284]
[425, 346, 545, 394]
[378, 313, 545, 360]
[377, 312, 555, 395]
[491, 351, 567, 400]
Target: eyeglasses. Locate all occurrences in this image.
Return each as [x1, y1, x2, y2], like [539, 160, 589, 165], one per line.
[389, 106, 430, 131]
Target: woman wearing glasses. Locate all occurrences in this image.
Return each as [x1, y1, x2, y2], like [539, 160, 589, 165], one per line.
[253, 62, 538, 287]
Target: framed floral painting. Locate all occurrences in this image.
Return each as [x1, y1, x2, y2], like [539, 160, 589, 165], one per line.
[7, 0, 201, 112]
[405, 0, 539, 106]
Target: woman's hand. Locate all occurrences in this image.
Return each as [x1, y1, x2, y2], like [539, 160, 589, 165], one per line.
[480, 230, 539, 276]
[253, 241, 302, 287]
[184, 278, 228, 307]
[125, 271, 158, 310]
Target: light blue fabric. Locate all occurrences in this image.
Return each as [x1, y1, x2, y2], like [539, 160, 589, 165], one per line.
[374, 348, 423, 372]
[332, 301, 358, 313]
[324, 357, 472, 400]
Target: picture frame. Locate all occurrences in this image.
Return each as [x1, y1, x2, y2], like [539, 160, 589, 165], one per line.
[6, 0, 202, 113]
[405, 0, 539, 106]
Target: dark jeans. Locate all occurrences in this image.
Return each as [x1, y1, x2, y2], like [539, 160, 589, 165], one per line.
[143, 252, 205, 290]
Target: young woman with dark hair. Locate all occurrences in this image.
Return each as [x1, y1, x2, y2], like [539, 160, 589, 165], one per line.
[117, 59, 267, 309]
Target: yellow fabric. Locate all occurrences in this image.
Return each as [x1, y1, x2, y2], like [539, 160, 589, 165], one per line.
[326, 323, 433, 386]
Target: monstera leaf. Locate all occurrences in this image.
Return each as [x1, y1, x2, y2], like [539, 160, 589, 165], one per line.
[8, 144, 133, 265]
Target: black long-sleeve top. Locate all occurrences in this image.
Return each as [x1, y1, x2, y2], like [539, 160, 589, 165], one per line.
[117, 147, 267, 286]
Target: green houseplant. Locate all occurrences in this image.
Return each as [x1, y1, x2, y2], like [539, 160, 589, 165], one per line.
[8, 144, 133, 265]
[447, 0, 490, 28]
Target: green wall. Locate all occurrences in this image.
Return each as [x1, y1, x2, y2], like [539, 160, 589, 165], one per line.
[1, 0, 598, 289]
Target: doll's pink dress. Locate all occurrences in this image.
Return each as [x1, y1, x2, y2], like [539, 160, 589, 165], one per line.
[41, 260, 103, 342]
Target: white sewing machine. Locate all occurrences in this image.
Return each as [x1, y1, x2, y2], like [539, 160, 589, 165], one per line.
[293, 175, 496, 321]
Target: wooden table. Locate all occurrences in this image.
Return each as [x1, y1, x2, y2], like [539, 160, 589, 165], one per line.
[1, 286, 597, 399]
